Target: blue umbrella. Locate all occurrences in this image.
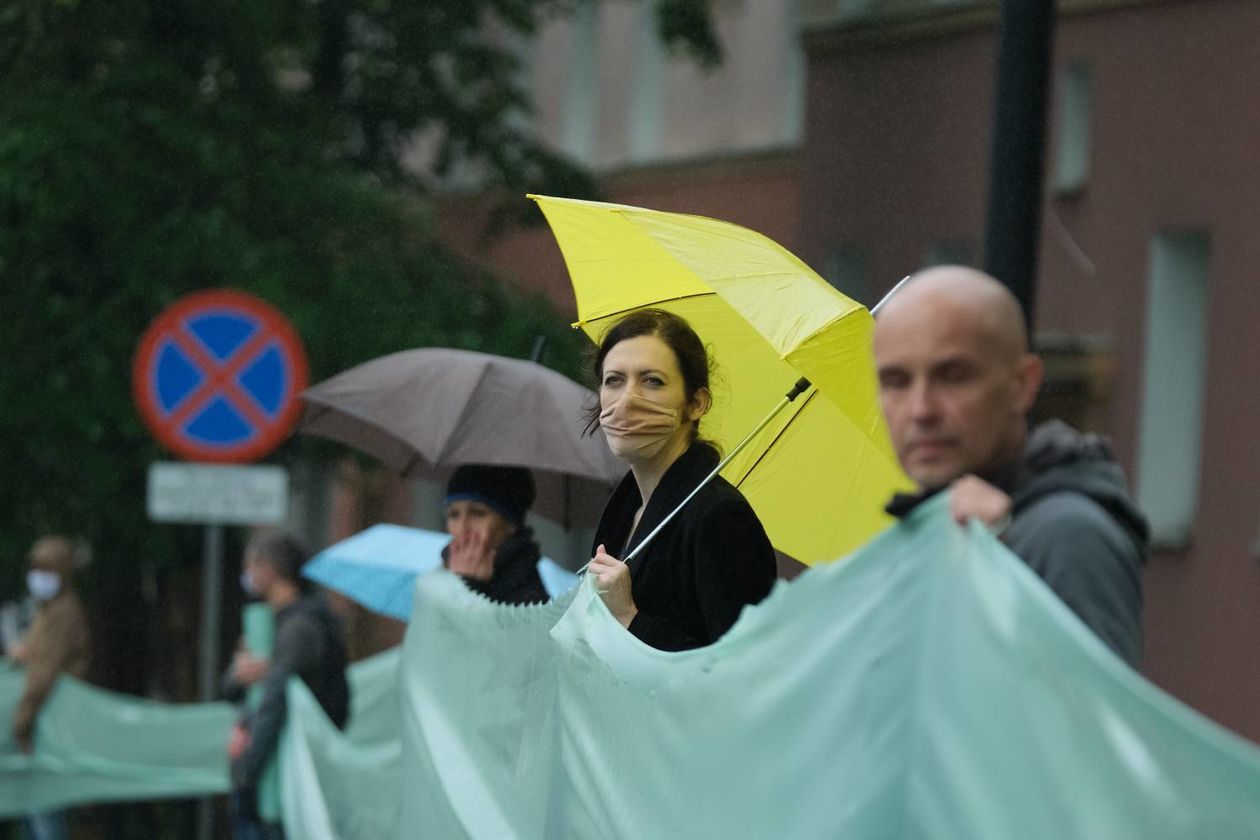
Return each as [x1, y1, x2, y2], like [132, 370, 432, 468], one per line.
[303, 524, 578, 621]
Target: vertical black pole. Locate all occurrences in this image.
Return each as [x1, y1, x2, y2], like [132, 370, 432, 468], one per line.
[983, 0, 1056, 334]
[197, 523, 223, 840]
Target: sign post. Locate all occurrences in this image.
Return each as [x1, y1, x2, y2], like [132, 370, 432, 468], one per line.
[133, 289, 308, 840]
[199, 523, 225, 731]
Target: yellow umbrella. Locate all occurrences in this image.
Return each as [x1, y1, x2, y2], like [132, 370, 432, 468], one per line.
[532, 195, 912, 566]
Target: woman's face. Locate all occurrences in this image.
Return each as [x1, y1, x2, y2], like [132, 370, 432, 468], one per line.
[598, 335, 707, 461]
[445, 499, 514, 550]
[600, 335, 687, 406]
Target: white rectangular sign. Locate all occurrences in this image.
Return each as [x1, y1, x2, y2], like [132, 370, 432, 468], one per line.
[147, 462, 289, 525]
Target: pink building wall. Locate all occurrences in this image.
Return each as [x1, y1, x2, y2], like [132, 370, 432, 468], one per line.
[802, 0, 1260, 741]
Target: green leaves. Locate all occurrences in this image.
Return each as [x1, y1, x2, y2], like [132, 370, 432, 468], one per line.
[0, 0, 715, 697]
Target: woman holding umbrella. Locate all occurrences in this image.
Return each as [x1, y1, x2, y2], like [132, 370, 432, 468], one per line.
[586, 309, 777, 651]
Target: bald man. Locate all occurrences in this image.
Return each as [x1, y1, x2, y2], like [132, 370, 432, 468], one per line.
[874, 266, 1147, 665]
[9, 536, 91, 753]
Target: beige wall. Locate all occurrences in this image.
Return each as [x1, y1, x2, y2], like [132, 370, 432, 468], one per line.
[434, 1, 808, 313]
[435, 151, 801, 315]
[525, 0, 805, 171]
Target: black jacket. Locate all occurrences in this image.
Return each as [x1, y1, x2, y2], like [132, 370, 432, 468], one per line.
[233, 592, 350, 789]
[592, 443, 777, 652]
[888, 420, 1148, 665]
[457, 528, 549, 605]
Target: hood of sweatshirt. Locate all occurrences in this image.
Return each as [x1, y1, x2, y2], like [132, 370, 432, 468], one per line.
[1010, 420, 1150, 551]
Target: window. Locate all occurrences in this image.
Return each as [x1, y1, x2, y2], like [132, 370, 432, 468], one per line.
[822, 248, 870, 304]
[627, 4, 665, 163]
[781, 0, 807, 145]
[1135, 232, 1211, 547]
[561, 2, 600, 164]
[1052, 62, 1092, 195]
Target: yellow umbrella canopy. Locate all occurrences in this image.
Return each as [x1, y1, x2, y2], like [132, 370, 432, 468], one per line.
[532, 195, 912, 565]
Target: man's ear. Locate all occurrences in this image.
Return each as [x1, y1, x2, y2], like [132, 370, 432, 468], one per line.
[1014, 354, 1044, 414]
[688, 387, 712, 422]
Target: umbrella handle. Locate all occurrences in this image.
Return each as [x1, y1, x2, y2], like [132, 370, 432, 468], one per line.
[578, 378, 813, 575]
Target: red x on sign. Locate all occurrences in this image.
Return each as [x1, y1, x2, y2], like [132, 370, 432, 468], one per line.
[132, 289, 309, 463]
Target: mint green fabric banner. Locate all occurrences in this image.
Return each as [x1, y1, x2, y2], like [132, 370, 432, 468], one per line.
[243, 601, 282, 824]
[388, 496, 1260, 839]
[0, 665, 234, 815]
[278, 646, 404, 839]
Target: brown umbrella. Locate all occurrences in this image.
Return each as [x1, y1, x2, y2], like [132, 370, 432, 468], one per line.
[298, 348, 625, 527]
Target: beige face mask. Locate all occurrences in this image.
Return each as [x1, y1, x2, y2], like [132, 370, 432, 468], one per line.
[599, 391, 684, 461]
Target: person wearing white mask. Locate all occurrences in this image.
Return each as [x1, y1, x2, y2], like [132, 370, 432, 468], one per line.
[9, 536, 90, 751]
[585, 309, 777, 651]
[7, 535, 90, 840]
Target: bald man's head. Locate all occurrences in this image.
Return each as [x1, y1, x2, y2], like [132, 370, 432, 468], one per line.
[873, 266, 1043, 489]
[878, 266, 1031, 358]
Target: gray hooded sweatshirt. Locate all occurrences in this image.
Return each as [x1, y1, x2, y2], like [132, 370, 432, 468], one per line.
[887, 420, 1148, 666]
[1003, 420, 1148, 665]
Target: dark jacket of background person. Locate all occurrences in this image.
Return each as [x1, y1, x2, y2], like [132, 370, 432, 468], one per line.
[230, 592, 349, 789]
[592, 442, 777, 652]
[890, 420, 1147, 665]
[443, 528, 549, 605]
[13, 590, 90, 743]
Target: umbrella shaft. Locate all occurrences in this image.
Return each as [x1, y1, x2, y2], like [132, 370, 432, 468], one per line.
[872, 276, 911, 316]
[622, 384, 809, 565]
[616, 279, 901, 567]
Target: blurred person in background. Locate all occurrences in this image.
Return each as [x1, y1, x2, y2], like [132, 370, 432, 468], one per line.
[442, 464, 548, 605]
[6, 535, 91, 840]
[224, 530, 349, 840]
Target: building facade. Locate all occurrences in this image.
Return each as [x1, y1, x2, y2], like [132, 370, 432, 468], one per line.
[434, 0, 807, 313]
[802, 0, 1260, 741]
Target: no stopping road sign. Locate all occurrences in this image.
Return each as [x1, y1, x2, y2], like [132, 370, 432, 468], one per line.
[132, 289, 309, 463]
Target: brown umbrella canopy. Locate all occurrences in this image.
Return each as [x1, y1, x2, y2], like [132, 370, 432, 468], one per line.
[299, 349, 625, 527]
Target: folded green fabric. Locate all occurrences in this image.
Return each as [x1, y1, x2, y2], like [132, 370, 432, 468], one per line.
[243, 601, 282, 824]
[387, 495, 1260, 839]
[0, 666, 234, 815]
[278, 647, 402, 839]
[13, 492, 1251, 836]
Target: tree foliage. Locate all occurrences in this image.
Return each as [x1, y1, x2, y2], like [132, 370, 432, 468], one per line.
[0, 0, 719, 697]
